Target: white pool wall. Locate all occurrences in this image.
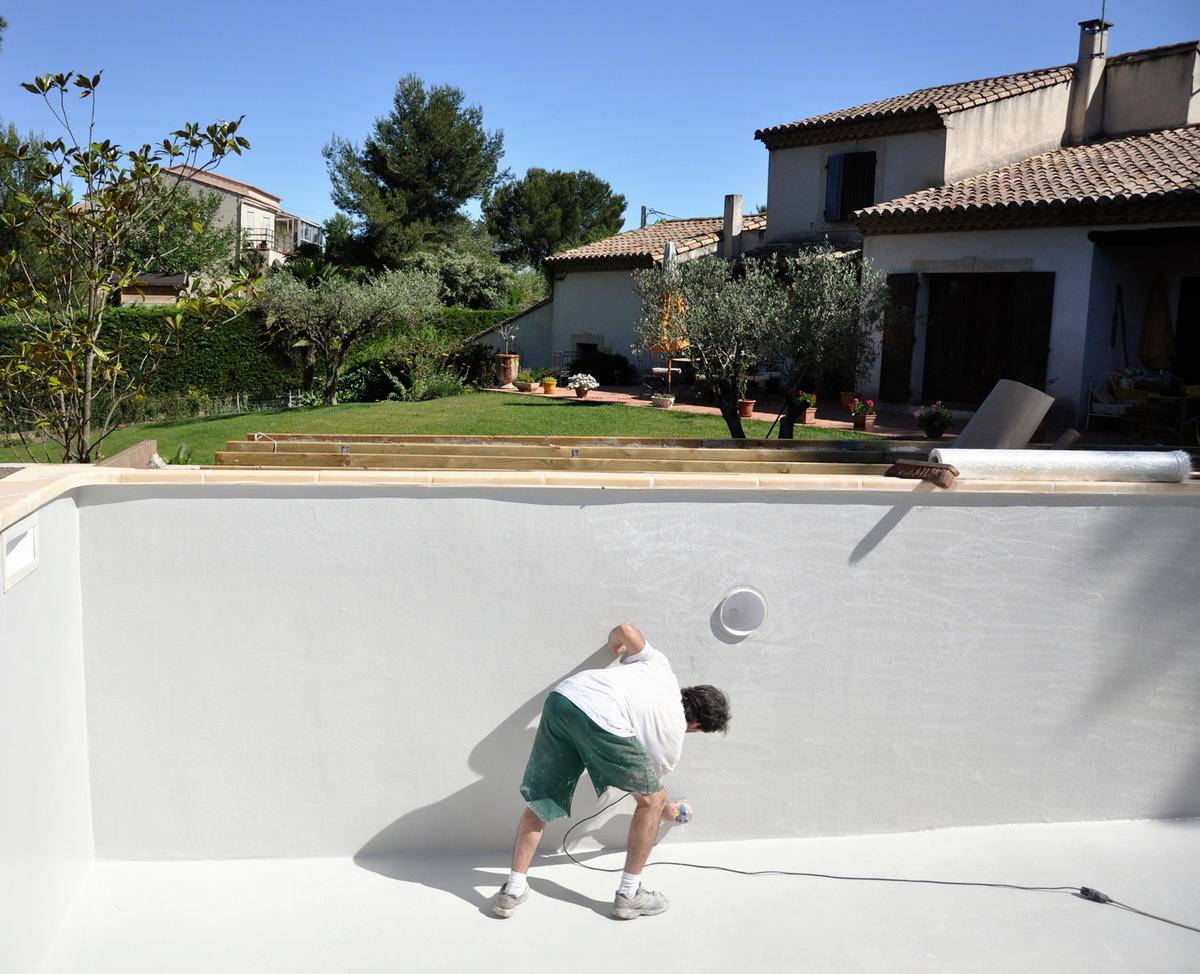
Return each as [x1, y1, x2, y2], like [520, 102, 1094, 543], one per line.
[74, 484, 1200, 860]
[0, 498, 93, 974]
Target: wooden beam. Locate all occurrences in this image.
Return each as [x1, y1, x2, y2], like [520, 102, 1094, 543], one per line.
[221, 440, 903, 463]
[213, 451, 888, 475]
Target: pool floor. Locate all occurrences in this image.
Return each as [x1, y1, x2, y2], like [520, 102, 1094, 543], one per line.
[44, 818, 1199, 973]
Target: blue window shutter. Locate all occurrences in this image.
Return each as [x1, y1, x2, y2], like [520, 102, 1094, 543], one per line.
[824, 154, 845, 221]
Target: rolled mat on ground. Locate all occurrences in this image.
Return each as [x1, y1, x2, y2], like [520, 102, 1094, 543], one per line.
[928, 449, 1193, 483]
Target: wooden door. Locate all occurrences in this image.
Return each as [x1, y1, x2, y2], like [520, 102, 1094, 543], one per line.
[923, 272, 1055, 405]
[879, 273, 918, 402]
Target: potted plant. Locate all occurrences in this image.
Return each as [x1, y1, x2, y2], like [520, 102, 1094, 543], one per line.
[651, 392, 675, 409]
[913, 401, 954, 440]
[795, 389, 818, 424]
[493, 322, 520, 390]
[513, 369, 534, 393]
[568, 373, 599, 398]
[737, 397, 756, 418]
[540, 372, 558, 394]
[849, 397, 876, 431]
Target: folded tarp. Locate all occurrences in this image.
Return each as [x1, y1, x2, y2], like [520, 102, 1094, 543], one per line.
[928, 449, 1193, 483]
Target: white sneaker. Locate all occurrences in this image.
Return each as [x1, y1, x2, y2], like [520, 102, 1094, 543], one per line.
[612, 885, 669, 919]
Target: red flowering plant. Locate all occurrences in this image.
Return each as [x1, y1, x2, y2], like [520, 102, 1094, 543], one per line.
[913, 401, 953, 427]
[849, 397, 875, 416]
[795, 389, 817, 408]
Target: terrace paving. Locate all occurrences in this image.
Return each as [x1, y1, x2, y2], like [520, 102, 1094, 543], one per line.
[44, 818, 1199, 973]
[485, 386, 945, 438]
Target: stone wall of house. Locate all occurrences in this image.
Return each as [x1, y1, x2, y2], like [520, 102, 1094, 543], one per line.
[763, 128, 947, 244]
[943, 82, 1073, 182]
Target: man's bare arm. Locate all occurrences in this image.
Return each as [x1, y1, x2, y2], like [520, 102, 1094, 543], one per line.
[607, 623, 646, 658]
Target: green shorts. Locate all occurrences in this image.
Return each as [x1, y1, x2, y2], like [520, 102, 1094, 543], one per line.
[519, 691, 662, 822]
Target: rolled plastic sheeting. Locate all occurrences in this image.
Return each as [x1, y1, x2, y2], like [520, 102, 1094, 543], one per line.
[929, 449, 1193, 483]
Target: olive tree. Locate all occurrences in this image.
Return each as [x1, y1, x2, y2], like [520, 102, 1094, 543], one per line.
[633, 256, 786, 439]
[0, 71, 253, 462]
[256, 268, 440, 404]
[761, 247, 891, 438]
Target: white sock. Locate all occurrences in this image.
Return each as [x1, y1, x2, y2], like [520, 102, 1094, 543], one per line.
[505, 871, 527, 897]
[618, 871, 641, 898]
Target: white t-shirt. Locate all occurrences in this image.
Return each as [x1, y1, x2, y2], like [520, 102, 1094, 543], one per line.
[554, 643, 686, 779]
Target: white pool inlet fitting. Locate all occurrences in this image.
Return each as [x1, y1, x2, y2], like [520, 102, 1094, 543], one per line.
[928, 449, 1193, 483]
[719, 587, 766, 637]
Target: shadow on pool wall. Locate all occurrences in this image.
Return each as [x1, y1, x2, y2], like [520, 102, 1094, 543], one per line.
[354, 644, 641, 914]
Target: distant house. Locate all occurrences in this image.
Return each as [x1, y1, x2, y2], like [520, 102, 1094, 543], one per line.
[474, 201, 765, 373]
[123, 166, 325, 303]
[756, 20, 1200, 420]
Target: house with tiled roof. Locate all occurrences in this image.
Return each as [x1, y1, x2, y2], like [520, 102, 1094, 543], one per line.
[476, 199, 764, 373]
[755, 19, 1199, 419]
[124, 167, 325, 303]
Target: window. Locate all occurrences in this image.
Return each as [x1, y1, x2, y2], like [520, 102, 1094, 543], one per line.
[824, 151, 877, 222]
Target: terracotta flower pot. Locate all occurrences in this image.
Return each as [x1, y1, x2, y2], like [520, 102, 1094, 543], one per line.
[494, 353, 519, 390]
[797, 406, 817, 424]
[853, 413, 876, 431]
[737, 398, 756, 418]
[541, 378, 557, 394]
[575, 387, 589, 398]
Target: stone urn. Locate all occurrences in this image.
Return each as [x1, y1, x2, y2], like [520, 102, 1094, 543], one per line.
[494, 353, 519, 390]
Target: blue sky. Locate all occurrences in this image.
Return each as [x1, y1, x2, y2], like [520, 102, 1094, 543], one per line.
[2, 0, 1196, 231]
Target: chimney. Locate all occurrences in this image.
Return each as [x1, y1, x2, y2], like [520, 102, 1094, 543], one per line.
[721, 193, 744, 259]
[1066, 18, 1110, 145]
[662, 240, 677, 268]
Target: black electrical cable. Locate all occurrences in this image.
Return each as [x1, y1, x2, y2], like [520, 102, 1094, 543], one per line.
[559, 792, 1200, 935]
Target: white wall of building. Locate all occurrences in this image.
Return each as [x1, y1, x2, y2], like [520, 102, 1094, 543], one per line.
[500, 301, 554, 369]
[75, 484, 1200, 860]
[1103, 48, 1200, 136]
[862, 227, 1097, 414]
[764, 129, 947, 243]
[943, 83, 1072, 182]
[549, 269, 649, 371]
[0, 498, 93, 974]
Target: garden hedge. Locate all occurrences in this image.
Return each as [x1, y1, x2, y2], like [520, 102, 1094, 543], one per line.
[0, 303, 518, 397]
[0, 304, 301, 397]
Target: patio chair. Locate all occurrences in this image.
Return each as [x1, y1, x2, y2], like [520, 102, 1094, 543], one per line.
[1086, 372, 1134, 430]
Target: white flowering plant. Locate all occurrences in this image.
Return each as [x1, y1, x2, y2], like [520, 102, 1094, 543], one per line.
[567, 373, 599, 390]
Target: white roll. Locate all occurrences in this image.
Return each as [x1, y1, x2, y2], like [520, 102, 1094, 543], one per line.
[929, 449, 1193, 483]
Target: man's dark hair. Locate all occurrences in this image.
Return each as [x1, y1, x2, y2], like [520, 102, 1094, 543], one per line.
[681, 685, 730, 734]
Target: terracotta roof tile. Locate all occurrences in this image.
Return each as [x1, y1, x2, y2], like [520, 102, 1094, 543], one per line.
[755, 65, 1074, 146]
[544, 213, 767, 269]
[165, 165, 281, 206]
[856, 125, 1200, 231]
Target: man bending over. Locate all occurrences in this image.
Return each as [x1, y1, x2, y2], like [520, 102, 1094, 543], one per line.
[492, 623, 730, 920]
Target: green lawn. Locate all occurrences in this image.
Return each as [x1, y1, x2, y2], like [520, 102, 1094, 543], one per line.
[1, 392, 872, 465]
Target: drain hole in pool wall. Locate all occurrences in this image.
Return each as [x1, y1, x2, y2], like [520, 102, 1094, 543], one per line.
[718, 587, 766, 639]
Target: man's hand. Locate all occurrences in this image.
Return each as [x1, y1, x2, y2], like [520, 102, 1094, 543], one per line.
[608, 623, 646, 659]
